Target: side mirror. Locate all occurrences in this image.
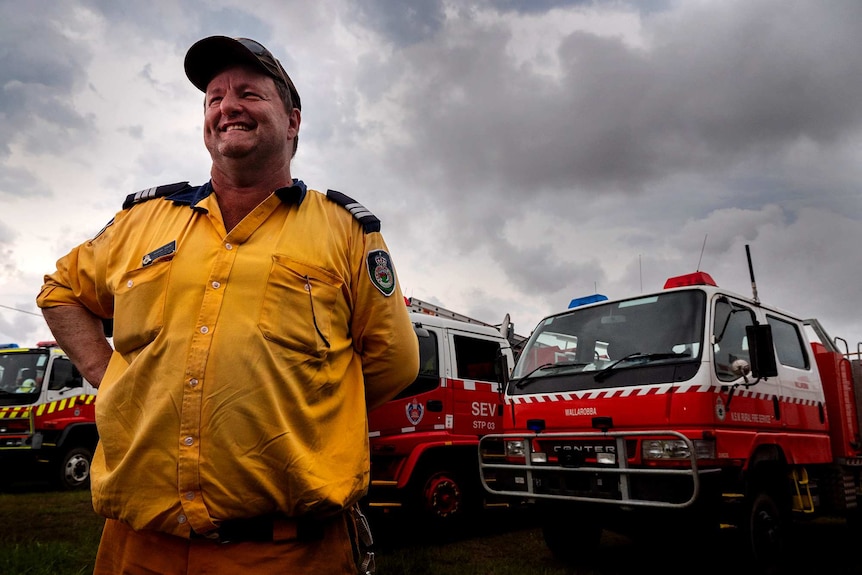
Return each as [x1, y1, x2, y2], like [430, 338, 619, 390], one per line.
[746, 324, 778, 379]
[496, 350, 510, 394]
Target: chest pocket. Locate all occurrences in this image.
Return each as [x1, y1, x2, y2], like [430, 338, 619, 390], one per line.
[259, 255, 342, 358]
[113, 261, 171, 354]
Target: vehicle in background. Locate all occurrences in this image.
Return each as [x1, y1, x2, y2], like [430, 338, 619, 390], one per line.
[364, 297, 522, 526]
[480, 246, 862, 571]
[0, 342, 97, 490]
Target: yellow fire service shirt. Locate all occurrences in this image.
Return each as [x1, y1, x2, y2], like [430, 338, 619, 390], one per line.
[37, 180, 419, 538]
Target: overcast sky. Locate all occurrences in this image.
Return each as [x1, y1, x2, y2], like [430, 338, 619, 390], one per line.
[2, 0, 861, 354]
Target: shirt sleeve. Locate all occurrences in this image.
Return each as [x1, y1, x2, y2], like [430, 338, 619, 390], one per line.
[348, 229, 419, 411]
[36, 217, 116, 319]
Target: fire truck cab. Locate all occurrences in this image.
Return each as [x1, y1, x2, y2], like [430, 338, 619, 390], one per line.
[479, 263, 862, 571]
[0, 342, 98, 490]
[365, 297, 518, 526]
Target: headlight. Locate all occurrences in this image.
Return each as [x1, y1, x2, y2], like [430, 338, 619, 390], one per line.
[530, 452, 547, 463]
[596, 452, 617, 465]
[642, 438, 715, 460]
[505, 439, 526, 458]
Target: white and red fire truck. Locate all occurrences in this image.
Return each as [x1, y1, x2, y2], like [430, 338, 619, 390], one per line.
[479, 247, 862, 571]
[0, 342, 98, 490]
[364, 297, 521, 526]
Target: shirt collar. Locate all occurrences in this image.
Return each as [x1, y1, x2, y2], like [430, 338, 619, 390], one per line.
[168, 179, 308, 209]
[275, 180, 307, 205]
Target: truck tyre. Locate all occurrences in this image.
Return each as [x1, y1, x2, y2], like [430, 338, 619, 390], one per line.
[540, 506, 602, 565]
[417, 470, 466, 524]
[55, 446, 93, 490]
[745, 491, 788, 574]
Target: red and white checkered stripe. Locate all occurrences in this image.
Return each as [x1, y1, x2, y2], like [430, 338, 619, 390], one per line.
[507, 383, 821, 406]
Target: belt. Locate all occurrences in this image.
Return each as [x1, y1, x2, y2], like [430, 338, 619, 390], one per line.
[191, 514, 327, 544]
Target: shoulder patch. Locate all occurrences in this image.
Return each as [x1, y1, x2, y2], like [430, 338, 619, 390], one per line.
[123, 182, 191, 210]
[326, 189, 381, 233]
[367, 249, 396, 296]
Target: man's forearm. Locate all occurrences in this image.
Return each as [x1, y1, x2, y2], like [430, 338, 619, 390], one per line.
[42, 306, 113, 388]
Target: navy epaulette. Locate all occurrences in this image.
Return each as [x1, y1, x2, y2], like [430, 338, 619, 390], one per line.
[123, 182, 191, 210]
[326, 189, 381, 233]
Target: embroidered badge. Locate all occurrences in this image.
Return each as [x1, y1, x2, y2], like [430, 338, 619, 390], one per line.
[406, 400, 424, 426]
[142, 240, 177, 267]
[366, 249, 396, 296]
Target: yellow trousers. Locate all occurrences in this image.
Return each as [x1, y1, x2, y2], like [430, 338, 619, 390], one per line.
[93, 516, 357, 575]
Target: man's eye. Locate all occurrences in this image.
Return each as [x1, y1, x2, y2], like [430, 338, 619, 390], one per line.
[207, 97, 222, 106]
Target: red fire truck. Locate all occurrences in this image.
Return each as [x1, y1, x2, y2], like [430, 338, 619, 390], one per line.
[364, 297, 520, 526]
[0, 342, 98, 490]
[479, 247, 862, 571]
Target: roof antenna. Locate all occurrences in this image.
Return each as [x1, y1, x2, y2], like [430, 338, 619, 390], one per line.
[696, 234, 707, 272]
[745, 244, 759, 304]
[639, 254, 643, 293]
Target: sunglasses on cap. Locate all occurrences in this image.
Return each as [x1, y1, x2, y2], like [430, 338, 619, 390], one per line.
[234, 38, 302, 111]
[185, 36, 302, 110]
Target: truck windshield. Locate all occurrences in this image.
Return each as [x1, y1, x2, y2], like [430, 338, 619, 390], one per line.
[0, 351, 47, 405]
[510, 290, 705, 394]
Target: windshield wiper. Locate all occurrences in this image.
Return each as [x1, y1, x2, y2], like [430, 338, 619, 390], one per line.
[514, 361, 591, 389]
[593, 352, 687, 383]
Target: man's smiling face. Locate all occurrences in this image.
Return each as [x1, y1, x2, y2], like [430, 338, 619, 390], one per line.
[203, 65, 297, 165]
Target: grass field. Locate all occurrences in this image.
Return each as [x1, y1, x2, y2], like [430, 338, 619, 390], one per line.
[2, 484, 861, 575]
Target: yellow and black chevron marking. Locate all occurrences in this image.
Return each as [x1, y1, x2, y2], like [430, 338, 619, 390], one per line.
[0, 394, 96, 420]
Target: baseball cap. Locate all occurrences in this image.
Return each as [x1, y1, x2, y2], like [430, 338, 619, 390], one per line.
[184, 36, 301, 110]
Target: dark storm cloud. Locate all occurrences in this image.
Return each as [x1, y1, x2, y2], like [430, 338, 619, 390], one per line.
[0, 164, 44, 199]
[0, 3, 96, 193]
[488, 0, 673, 14]
[489, 0, 595, 14]
[349, 0, 447, 46]
[340, 0, 862, 326]
[378, 1, 862, 201]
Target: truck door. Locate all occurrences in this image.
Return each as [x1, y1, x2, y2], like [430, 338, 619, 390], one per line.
[448, 330, 506, 437]
[43, 356, 86, 405]
[765, 314, 826, 432]
[712, 296, 782, 431]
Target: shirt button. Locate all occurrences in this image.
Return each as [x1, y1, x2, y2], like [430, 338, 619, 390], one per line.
[127, 280, 134, 288]
[183, 436, 194, 446]
[189, 378, 199, 387]
[200, 326, 209, 334]
[178, 514, 187, 524]
[211, 281, 221, 289]
[225, 243, 233, 250]
[185, 492, 195, 501]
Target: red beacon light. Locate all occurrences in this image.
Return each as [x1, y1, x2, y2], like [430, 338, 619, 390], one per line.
[663, 271, 717, 289]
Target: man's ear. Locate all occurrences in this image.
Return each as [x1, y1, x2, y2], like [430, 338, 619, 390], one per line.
[288, 108, 301, 138]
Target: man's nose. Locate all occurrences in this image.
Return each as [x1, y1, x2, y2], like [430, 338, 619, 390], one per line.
[219, 92, 243, 115]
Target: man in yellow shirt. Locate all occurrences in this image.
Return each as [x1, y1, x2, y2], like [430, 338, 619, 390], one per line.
[37, 36, 419, 575]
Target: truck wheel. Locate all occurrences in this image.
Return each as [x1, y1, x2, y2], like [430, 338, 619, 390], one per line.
[419, 470, 465, 522]
[745, 491, 788, 574]
[540, 506, 602, 565]
[56, 446, 93, 490]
